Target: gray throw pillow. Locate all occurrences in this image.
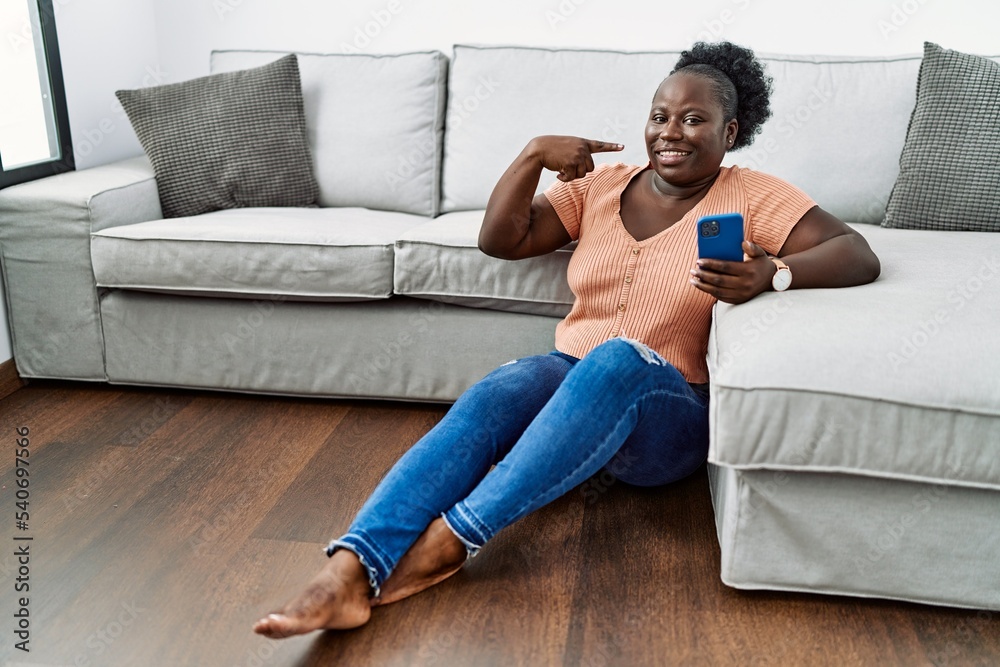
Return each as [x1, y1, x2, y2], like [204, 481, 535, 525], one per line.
[882, 42, 1000, 232]
[116, 54, 318, 218]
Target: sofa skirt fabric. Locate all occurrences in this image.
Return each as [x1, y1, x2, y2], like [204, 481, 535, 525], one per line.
[708, 464, 1000, 610]
[100, 291, 560, 402]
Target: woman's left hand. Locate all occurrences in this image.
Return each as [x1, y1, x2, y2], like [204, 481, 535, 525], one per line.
[689, 241, 775, 304]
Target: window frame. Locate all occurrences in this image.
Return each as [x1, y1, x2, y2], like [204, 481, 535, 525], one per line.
[0, 0, 74, 189]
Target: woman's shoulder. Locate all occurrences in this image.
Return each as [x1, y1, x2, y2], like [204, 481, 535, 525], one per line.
[721, 165, 806, 194]
[717, 165, 817, 230]
[717, 165, 815, 208]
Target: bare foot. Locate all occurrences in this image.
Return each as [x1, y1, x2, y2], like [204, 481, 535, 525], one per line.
[252, 549, 373, 638]
[373, 517, 468, 606]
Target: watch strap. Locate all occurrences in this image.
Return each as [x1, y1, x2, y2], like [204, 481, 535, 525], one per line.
[769, 256, 792, 291]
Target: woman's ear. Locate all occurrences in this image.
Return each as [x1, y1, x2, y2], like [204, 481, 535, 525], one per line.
[726, 119, 739, 148]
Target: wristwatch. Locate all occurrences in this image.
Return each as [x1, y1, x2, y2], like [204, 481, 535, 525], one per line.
[770, 257, 792, 292]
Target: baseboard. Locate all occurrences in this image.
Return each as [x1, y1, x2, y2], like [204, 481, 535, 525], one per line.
[0, 359, 26, 401]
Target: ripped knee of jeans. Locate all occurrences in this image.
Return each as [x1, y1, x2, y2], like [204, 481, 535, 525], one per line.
[500, 359, 518, 367]
[616, 336, 667, 366]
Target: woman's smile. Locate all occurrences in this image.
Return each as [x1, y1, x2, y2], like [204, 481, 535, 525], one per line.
[644, 71, 737, 190]
[653, 148, 693, 165]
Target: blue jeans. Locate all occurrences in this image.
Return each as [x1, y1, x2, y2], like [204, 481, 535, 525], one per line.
[325, 337, 710, 596]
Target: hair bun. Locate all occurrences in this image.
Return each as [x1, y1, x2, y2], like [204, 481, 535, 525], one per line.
[671, 42, 773, 151]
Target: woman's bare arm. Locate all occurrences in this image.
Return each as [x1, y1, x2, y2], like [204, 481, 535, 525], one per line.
[690, 206, 881, 304]
[479, 136, 623, 260]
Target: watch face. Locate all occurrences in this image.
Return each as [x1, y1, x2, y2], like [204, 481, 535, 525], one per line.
[772, 268, 792, 292]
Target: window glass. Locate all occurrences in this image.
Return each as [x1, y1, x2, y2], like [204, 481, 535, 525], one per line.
[0, 0, 61, 170]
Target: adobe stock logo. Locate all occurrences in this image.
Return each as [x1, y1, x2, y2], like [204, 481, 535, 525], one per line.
[877, 0, 930, 39]
[887, 255, 1000, 372]
[214, 0, 247, 21]
[545, 0, 589, 29]
[6, 0, 75, 52]
[340, 0, 404, 54]
[687, 0, 753, 44]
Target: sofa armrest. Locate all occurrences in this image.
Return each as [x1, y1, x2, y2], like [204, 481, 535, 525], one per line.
[0, 156, 161, 379]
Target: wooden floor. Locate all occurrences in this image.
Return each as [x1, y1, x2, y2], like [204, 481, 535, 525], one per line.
[1, 381, 997, 666]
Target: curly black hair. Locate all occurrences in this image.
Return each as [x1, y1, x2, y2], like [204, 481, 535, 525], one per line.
[669, 41, 773, 151]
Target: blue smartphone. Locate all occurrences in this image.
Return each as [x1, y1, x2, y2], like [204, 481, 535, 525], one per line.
[697, 213, 744, 262]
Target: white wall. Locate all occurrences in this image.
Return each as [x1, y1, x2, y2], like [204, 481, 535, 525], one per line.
[38, 0, 998, 179]
[148, 0, 999, 83]
[1, 0, 995, 367]
[56, 0, 161, 170]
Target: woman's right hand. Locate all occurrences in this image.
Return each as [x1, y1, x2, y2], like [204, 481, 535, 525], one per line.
[526, 135, 624, 182]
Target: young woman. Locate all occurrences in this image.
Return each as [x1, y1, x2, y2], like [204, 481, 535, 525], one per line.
[254, 41, 880, 638]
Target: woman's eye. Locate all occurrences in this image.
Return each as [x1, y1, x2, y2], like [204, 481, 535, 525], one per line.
[652, 115, 666, 122]
[685, 117, 702, 124]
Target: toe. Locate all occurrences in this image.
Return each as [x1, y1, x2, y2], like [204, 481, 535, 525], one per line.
[253, 613, 300, 639]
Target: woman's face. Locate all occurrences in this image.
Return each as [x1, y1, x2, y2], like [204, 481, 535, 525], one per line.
[644, 72, 738, 190]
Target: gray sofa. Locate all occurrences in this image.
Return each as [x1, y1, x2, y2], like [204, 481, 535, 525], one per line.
[1, 45, 997, 611]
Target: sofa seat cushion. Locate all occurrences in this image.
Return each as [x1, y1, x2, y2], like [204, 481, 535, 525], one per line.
[393, 211, 575, 317]
[91, 207, 429, 301]
[708, 224, 1000, 490]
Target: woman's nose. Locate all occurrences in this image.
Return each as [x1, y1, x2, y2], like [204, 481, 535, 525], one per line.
[660, 119, 683, 140]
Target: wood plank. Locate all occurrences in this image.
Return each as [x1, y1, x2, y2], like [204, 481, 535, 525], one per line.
[1, 383, 998, 666]
[0, 381, 141, 470]
[53, 385, 196, 447]
[0, 387, 350, 667]
[254, 401, 447, 544]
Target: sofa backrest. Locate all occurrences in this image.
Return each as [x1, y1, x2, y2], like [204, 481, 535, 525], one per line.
[728, 53, 923, 224]
[441, 45, 681, 215]
[211, 49, 448, 217]
[440, 45, 931, 224]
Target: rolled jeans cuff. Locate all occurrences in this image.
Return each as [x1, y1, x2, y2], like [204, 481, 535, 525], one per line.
[442, 503, 491, 557]
[324, 532, 388, 598]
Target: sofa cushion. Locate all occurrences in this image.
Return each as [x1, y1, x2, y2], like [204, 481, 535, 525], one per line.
[211, 49, 447, 217]
[883, 43, 1000, 232]
[441, 45, 679, 214]
[115, 54, 318, 219]
[707, 224, 1000, 491]
[393, 211, 575, 317]
[441, 45, 994, 224]
[727, 53, 925, 224]
[91, 208, 428, 301]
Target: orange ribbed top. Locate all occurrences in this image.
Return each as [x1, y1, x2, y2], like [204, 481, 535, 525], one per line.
[544, 162, 816, 383]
